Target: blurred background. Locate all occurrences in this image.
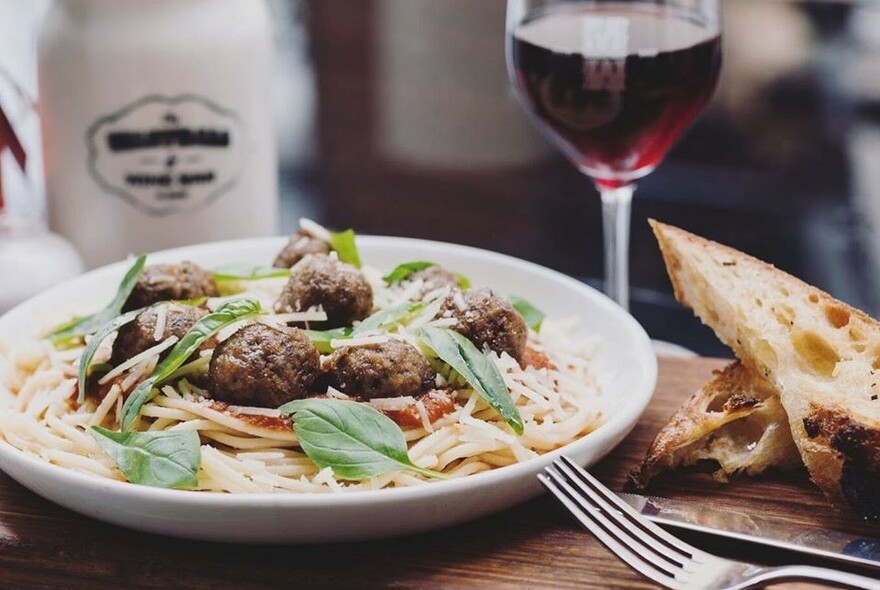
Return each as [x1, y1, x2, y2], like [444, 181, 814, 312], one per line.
[3, 0, 880, 355]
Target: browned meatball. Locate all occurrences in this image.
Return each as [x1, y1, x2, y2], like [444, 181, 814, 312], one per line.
[326, 340, 435, 400]
[123, 261, 219, 311]
[273, 231, 332, 268]
[274, 255, 373, 329]
[408, 266, 459, 294]
[111, 304, 208, 366]
[208, 323, 320, 407]
[444, 288, 528, 362]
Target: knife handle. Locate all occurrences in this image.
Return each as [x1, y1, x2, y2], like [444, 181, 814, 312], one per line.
[756, 564, 880, 590]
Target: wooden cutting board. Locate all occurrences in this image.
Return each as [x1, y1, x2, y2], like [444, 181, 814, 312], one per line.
[0, 356, 876, 589]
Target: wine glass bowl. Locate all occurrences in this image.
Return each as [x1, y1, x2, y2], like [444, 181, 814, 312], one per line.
[507, 0, 721, 307]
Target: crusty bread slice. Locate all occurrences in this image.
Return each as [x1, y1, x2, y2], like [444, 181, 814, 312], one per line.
[651, 220, 880, 518]
[639, 361, 800, 486]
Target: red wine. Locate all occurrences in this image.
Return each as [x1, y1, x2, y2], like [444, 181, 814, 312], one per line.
[511, 5, 721, 188]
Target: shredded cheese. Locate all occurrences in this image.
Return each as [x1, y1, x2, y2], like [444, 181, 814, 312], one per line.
[330, 335, 389, 349]
[369, 396, 417, 411]
[98, 336, 178, 384]
[152, 304, 168, 342]
[263, 310, 328, 324]
[415, 399, 434, 432]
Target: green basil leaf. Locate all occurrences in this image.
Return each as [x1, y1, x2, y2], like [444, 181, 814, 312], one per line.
[382, 261, 436, 284]
[453, 273, 471, 289]
[77, 308, 143, 404]
[329, 229, 361, 269]
[508, 295, 546, 331]
[90, 426, 200, 489]
[120, 298, 264, 431]
[352, 302, 422, 336]
[49, 255, 147, 345]
[417, 327, 523, 435]
[212, 264, 291, 281]
[49, 315, 85, 341]
[303, 327, 353, 354]
[278, 398, 446, 480]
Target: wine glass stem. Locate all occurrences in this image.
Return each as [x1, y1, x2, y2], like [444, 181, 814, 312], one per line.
[598, 183, 634, 310]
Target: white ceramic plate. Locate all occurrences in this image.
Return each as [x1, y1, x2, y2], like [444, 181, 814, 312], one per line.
[0, 236, 656, 543]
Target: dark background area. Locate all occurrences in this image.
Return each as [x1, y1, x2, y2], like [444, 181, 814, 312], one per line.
[278, 1, 880, 354]
[5, 1, 879, 354]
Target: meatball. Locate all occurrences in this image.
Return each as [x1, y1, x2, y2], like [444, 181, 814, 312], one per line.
[273, 230, 331, 268]
[124, 261, 219, 311]
[326, 340, 435, 400]
[274, 255, 373, 329]
[111, 304, 207, 366]
[208, 323, 320, 407]
[444, 288, 528, 362]
[408, 266, 459, 294]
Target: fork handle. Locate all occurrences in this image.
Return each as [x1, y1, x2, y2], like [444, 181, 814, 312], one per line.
[754, 564, 880, 589]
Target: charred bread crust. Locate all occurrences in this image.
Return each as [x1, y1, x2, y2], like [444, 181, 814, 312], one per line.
[801, 407, 880, 519]
[639, 361, 798, 486]
[723, 393, 762, 412]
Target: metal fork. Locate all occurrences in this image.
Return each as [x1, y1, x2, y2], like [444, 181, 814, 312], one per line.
[538, 456, 880, 590]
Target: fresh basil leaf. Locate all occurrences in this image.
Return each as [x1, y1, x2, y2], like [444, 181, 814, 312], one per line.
[352, 302, 422, 336]
[382, 261, 436, 284]
[120, 298, 263, 431]
[49, 315, 85, 339]
[453, 273, 471, 289]
[77, 308, 143, 404]
[329, 229, 361, 269]
[212, 264, 290, 281]
[90, 426, 200, 489]
[163, 354, 211, 383]
[417, 327, 523, 435]
[508, 295, 546, 331]
[48, 255, 147, 345]
[278, 398, 445, 480]
[303, 327, 353, 354]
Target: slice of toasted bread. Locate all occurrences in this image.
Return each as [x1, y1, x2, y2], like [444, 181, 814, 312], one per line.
[651, 220, 880, 518]
[640, 361, 800, 486]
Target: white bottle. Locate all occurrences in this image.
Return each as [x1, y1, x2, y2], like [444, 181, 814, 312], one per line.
[38, 0, 278, 268]
[0, 210, 84, 314]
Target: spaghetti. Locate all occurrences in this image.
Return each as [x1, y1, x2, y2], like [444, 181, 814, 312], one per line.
[0, 267, 603, 493]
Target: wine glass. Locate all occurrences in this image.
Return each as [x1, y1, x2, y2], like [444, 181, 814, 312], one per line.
[506, 0, 721, 310]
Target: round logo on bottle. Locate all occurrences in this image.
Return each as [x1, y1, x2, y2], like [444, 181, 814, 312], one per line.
[87, 95, 245, 216]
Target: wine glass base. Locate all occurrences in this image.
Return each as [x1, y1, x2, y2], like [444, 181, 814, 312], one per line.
[582, 277, 701, 358]
[651, 339, 697, 359]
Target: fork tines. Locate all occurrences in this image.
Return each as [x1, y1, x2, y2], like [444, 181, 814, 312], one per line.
[538, 456, 707, 589]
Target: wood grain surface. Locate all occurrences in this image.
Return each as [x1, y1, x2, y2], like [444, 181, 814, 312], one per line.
[0, 356, 877, 589]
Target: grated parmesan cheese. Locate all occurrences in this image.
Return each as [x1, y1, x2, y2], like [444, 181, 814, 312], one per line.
[326, 387, 351, 400]
[369, 396, 417, 411]
[452, 290, 467, 311]
[262, 309, 328, 324]
[330, 335, 389, 349]
[298, 218, 333, 243]
[152, 304, 168, 342]
[415, 399, 434, 432]
[98, 336, 178, 384]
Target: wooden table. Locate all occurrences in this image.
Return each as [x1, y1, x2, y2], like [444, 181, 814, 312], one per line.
[1, 357, 877, 589]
